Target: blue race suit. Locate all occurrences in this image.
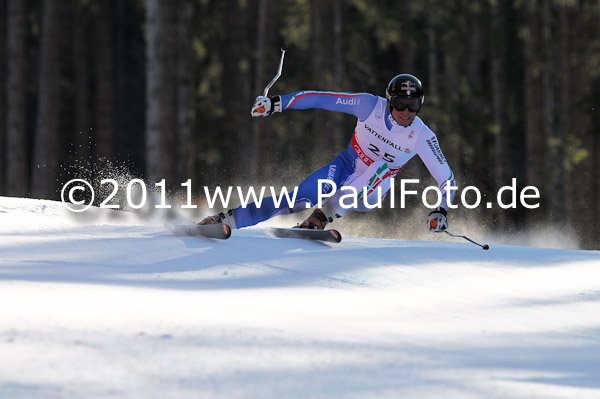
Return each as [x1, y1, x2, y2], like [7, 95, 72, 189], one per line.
[233, 91, 456, 228]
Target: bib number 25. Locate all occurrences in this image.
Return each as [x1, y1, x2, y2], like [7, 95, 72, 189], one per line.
[368, 143, 396, 163]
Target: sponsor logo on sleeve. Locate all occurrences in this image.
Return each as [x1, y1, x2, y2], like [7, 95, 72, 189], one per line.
[336, 97, 360, 106]
[321, 164, 338, 193]
[426, 138, 446, 164]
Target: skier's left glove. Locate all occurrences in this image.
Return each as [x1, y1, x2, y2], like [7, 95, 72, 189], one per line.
[251, 95, 282, 117]
[427, 207, 448, 233]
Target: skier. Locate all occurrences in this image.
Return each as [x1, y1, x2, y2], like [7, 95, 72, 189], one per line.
[199, 74, 456, 233]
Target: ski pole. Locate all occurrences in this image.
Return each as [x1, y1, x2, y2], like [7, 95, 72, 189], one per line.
[263, 47, 286, 97]
[444, 230, 490, 250]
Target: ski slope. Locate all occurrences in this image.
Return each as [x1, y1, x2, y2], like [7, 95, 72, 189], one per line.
[1, 196, 600, 399]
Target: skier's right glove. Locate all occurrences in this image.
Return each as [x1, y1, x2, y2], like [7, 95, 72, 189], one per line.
[427, 207, 448, 233]
[251, 95, 282, 117]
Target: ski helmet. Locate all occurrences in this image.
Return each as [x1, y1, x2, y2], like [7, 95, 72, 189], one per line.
[386, 74, 424, 113]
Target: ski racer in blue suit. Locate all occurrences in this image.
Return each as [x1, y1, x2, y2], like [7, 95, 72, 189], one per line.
[199, 74, 456, 233]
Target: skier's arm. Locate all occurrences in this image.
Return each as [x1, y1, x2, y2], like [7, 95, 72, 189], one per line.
[279, 91, 379, 121]
[415, 130, 457, 212]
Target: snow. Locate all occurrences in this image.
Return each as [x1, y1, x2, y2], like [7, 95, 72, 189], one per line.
[1, 196, 599, 399]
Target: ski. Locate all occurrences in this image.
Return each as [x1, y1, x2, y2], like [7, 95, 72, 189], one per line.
[267, 227, 342, 243]
[166, 222, 231, 239]
[166, 223, 340, 243]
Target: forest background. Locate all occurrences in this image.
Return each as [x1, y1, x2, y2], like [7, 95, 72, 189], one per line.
[0, 0, 599, 249]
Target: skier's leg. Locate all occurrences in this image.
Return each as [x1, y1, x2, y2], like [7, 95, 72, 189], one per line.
[231, 151, 355, 228]
[323, 160, 393, 218]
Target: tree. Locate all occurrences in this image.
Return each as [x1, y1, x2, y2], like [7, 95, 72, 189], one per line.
[249, 0, 270, 182]
[71, 1, 92, 163]
[113, 0, 146, 170]
[0, 0, 6, 194]
[145, 0, 179, 185]
[541, 0, 564, 223]
[31, 0, 66, 199]
[490, 0, 509, 229]
[5, 0, 28, 196]
[332, 0, 344, 149]
[92, 1, 115, 162]
[177, 0, 196, 182]
[222, 0, 253, 184]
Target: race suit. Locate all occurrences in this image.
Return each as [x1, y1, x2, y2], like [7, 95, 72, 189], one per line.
[232, 91, 457, 228]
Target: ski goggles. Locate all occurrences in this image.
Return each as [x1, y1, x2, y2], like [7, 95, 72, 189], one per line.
[390, 96, 422, 113]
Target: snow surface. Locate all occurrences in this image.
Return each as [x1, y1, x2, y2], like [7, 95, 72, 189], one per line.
[1, 196, 600, 399]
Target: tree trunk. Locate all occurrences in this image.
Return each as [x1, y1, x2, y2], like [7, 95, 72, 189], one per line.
[542, 0, 563, 221]
[177, 0, 196, 182]
[422, 7, 440, 188]
[490, 0, 509, 229]
[72, 1, 92, 162]
[93, 2, 115, 162]
[558, 4, 572, 231]
[467, 8, 488, 193]
[311, 0, 328, 168]
[426, 26, 437, 99]
[332, 0, 344, 150]
[250, 0, 269, 182]
[6, 0, 28, 196]
[114, 0, 146, 170]
[523, 2, 546, 227]
[593, 78, 600, 247]
[145, 0, 179, 185]
[31, 0, 63, 199]
[0, 0, 6, 194]
[225, 0, 251, 184]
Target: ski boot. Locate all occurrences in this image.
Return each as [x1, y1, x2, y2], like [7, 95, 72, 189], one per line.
[299, 208, 329, 230]
[197, 210, 235, 228]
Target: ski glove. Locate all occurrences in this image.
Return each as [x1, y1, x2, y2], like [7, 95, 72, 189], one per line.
[251, 95, 282, 117]
[427, 207, 448, 233]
